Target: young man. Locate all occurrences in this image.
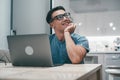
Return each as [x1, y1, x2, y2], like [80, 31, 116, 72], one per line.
[46, 6, 89, 64]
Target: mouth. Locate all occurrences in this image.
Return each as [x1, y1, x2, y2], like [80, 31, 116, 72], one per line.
[61, 20, 72, 26]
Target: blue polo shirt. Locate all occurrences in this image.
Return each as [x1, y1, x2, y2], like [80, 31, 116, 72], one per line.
[49, 33, 89, 65]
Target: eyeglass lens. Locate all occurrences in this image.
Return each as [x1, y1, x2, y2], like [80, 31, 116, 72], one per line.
[56, 13, 71, 20]
[51, 12, 71, 22]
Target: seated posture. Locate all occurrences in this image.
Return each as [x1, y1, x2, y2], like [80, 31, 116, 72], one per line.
[46, 6, 89, 64]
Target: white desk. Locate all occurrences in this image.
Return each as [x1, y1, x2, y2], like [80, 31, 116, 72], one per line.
[0, 63, 102, 80]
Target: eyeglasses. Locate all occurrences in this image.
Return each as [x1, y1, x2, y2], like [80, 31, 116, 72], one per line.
[50, 12, 72, 22]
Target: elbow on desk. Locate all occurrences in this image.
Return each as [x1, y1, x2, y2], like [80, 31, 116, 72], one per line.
[71, 57, 82, 64]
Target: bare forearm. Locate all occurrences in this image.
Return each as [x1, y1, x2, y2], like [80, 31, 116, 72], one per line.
[64, 32, 86, 64]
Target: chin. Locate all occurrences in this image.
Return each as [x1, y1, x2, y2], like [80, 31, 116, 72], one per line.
[62, 25, 68, 28]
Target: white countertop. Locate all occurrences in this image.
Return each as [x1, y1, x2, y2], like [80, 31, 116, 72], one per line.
[89, 51, 120, 54]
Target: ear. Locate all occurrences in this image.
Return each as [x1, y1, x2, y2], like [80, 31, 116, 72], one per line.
[50, 22, 54, 28]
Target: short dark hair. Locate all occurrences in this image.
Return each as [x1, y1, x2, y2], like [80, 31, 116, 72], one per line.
[46, 6, 65, 24]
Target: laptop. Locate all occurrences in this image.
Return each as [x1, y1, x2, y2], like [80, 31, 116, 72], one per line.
[7, 34, 54, 67]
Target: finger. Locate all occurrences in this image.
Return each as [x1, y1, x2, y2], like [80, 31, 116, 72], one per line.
[73, 24, 76, 28]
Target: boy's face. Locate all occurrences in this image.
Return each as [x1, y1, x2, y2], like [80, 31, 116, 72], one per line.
[50, 10, 72, 33]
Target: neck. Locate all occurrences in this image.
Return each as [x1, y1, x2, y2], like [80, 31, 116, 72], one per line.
[55, 31, 64, 41]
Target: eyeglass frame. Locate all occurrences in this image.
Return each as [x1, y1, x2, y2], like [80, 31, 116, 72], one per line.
[50, 12, 72, 23]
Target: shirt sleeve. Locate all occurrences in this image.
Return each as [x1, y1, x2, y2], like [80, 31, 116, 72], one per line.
[71, 33, 90, 53]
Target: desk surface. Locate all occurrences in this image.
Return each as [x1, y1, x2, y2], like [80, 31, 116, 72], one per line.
[0, 63, 102, 80]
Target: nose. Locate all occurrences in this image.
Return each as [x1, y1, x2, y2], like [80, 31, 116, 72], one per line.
[63, 16, 72, 22]
[63, 16, 69, 20]
[63, 16, 67, 19]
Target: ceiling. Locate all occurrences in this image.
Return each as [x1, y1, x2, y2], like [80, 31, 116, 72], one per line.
[70, 0, 120, 13]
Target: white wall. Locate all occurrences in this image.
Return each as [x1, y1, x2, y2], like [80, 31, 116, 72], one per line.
[74, 11, 120, 36]
[52, 0, 70, 11]
[0, 0, 11, 50]
[52, 0, 76, 18]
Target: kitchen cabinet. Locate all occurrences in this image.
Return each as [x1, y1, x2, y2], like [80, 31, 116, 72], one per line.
[104, 53, 120, 66]
[85, 53, 105, 80]
[104, 53, 120, 80]
[85, 52, 120, 80]
[85, 53, 104, 64]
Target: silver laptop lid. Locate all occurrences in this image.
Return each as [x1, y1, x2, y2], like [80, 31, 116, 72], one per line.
[7, 34, 54, 67]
